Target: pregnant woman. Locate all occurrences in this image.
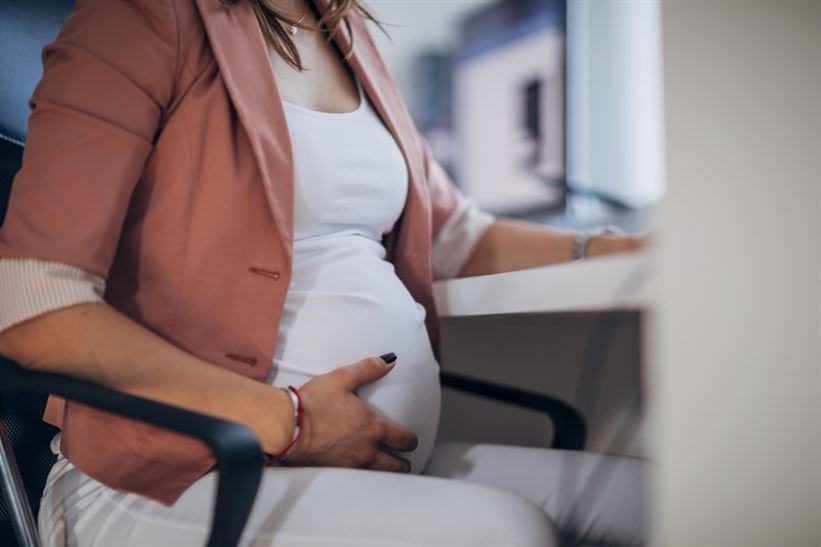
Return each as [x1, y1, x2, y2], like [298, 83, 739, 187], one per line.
[0, 0, 647, 545]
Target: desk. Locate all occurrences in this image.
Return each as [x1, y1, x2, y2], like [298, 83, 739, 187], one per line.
[432, 253, 650, 456]
[434, 252, 650, 318]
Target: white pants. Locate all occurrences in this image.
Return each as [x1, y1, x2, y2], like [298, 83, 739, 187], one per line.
[38, 442, 648, 547]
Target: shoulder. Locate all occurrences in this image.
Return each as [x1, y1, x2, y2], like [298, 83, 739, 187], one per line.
[60, 0, 208, 62]
[49, 0, 212, 105]
[53, 1, 181, 77]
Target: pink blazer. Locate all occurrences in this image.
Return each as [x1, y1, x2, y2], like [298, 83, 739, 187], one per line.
[0, 0, 464, 505]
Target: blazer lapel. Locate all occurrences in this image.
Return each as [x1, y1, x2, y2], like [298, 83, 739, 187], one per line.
[194, 0, 294, 261]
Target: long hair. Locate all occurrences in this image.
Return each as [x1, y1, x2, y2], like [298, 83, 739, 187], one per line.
[220, 0, 388, 71]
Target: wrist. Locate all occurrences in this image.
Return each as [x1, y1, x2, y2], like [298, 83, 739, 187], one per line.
[264, 385, 303, 465]
[572, 226, 626, 261]
[253, 382, 296, 455]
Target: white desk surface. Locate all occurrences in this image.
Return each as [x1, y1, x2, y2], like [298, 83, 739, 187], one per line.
[433, 252, 652, 317]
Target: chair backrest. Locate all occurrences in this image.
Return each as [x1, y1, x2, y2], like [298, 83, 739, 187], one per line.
[1, 0, 74, 221]
[0, 1, 76, 545]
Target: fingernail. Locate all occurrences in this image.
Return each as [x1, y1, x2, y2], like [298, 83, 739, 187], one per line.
[379, 352, 397, 364]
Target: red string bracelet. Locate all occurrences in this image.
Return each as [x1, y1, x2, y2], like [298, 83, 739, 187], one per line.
[264, 385, 302, 467]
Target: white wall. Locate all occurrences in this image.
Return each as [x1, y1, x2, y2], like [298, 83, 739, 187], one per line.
[653, 1, 821, 545]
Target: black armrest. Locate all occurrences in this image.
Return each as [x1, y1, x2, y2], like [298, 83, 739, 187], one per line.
[0, 358, 262, 547]
[440, 371, 586, 451]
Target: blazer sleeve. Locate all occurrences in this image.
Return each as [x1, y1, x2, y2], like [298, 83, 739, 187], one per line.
[0, 0, 179, 279]
[422, 139, 496, 280]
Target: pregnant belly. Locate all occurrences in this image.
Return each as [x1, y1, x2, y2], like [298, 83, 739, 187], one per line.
[267, 240, 441, 473]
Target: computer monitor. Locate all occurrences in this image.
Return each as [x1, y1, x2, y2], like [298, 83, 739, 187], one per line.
[565, 0, 665, 208]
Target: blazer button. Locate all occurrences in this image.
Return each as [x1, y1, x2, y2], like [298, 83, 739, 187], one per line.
[248, 266, 280, 281]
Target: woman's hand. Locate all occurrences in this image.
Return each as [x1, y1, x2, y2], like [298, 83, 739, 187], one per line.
[586, 233, 651, 259]
[284, 355, 418, 473]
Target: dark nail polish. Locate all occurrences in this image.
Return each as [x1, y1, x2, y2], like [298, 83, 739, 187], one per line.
[379, 352, 397, 364]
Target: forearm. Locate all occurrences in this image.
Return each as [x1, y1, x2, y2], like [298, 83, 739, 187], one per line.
[0, 302, 293, 454]
[457, 218, 575, 277]
[458, 218, 645, 278]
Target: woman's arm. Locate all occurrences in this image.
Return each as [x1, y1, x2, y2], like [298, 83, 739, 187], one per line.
[0, 302, 416, 471]
[421, 135, 645, 280]
[0, 302, 296, 454]
[457, 218, 647, 278]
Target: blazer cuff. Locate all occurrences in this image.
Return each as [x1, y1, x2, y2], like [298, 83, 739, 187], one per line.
[431, 200, 496, 280]
[0, 258, 106, 334]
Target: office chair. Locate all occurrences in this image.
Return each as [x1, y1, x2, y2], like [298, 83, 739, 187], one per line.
[0, 1, 586, 546]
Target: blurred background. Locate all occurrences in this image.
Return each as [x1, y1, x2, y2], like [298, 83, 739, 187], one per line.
[367, 0, 664, 232]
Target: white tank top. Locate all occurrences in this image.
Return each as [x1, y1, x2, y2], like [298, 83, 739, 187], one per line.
[268, 79, 441, 472]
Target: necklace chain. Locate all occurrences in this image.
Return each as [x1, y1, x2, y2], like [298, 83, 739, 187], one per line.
[288, 8, 310, 36]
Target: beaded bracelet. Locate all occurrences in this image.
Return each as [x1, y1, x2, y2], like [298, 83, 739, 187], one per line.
[264, 385, 303, 466]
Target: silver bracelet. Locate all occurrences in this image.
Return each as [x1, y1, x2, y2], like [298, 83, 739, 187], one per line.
[278, 386, 301, 461]
[571, 225, 625, 261]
